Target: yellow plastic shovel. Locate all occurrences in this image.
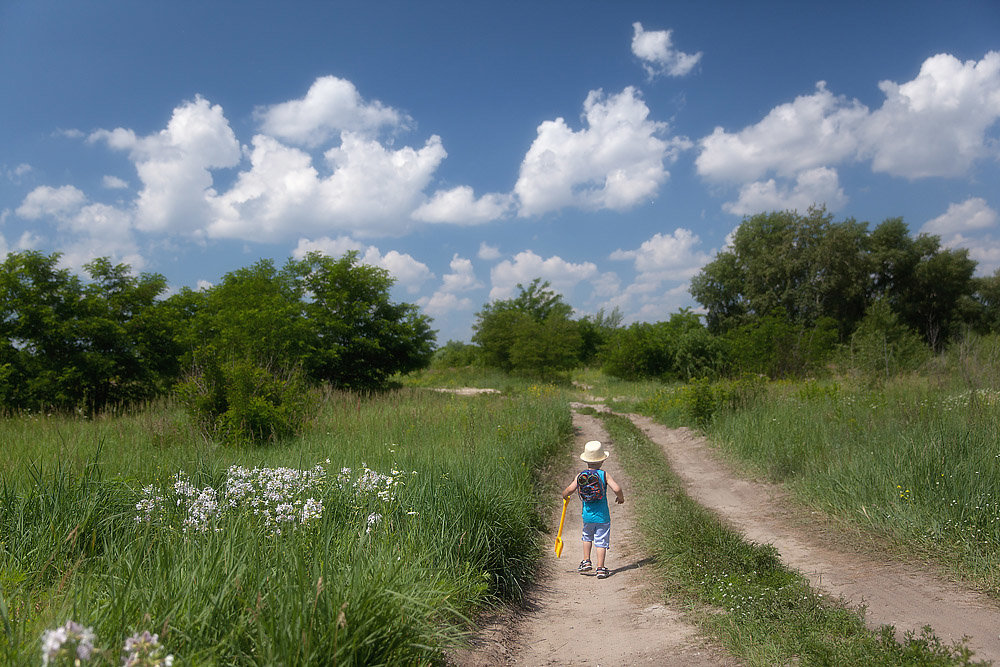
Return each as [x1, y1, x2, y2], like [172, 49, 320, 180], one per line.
[554, 497, 568, 557]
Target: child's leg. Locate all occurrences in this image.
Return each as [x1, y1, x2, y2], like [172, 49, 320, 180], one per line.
[582, 539, 593, 561]
[593, 523, 611, 569]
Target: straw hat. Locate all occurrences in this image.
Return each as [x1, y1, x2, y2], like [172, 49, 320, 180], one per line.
[580, 440, 609, 462]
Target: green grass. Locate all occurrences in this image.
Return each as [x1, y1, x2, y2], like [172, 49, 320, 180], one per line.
[600, 412, 982, 666]
[0, 388, 572, 665]
[705, 378, 1000, 596]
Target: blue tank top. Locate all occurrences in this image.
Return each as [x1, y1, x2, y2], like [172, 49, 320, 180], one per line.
[581, 469, 610, 524]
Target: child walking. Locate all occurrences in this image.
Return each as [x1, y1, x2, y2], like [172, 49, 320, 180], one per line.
[562, 440, 624, 579]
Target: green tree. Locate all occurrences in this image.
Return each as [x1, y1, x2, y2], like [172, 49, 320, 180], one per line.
[472, 279, 580, 376]
[690, 207, 870, 338]
[869, 218, 975, 349]
[0, 252, 177, 412]
[600, 310, 713, 381]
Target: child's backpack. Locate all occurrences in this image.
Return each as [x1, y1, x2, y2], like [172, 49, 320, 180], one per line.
[577, 469, 605, 502]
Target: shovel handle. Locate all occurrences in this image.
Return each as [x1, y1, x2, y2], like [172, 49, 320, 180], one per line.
[557, 497, 568, 538]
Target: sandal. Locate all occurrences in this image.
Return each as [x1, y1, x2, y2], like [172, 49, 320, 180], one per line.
[596, 566, 609, 579]
[577, 559, 592, 572]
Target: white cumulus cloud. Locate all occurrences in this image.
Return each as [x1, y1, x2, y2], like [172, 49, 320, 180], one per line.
[478, 242, 501, 260]
[922, 197, 998, 236]
[419, 254, 483, 317]
[631, 22, 702, 78]
[411, 186, 513, 224]
[610, 227, 711, 280]
[256, 76, 407, 148]
[696, 51, 1000, 198]
[209, 132, 447, 241]
[90, 95, 242, 234]
[696, 82, 867, 183]
[515, 87, 690, 217]
[488, 250, 598, 301]
[864, 52, 1000, 178]
[102, 175, 129, 189]
[722, 167, 848, 216]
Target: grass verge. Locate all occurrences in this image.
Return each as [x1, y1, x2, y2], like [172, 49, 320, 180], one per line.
[598, 411, 983, 666]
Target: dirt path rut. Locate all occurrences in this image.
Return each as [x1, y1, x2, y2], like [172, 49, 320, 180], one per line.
[628, 413, 1000, 664]
[457, 409, 737, 666]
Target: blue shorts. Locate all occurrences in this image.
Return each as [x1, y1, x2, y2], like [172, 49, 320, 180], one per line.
[581, 522, 611, 549]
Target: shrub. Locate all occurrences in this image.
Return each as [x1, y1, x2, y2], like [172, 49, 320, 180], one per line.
[175, 355, 314, 446]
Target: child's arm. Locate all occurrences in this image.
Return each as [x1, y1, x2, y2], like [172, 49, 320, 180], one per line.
[605, 473, 625, 504]
[561, 479, 578, 499]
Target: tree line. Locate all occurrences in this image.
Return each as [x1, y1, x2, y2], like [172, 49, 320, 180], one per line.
[460, 207, 1000, 382]
[0, 250, 435, 417]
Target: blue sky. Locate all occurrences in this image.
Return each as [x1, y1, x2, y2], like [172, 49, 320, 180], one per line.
[2, 1, 999, 343]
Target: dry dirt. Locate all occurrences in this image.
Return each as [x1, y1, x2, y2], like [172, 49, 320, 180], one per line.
[451, 408, 738, 666]
[452, 397, 1000, 665]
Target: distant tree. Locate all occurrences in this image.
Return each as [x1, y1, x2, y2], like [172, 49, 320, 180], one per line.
[600, 310, 715, 381]
[187, 251, 436, 391]
[293, 251, 436, 389]
[472, 279, 580, 377]
[690, 207, 870, 339]
[576, 307, 623, 366]
[431, 340, 480, 368]
[0, 251, 174, 412]
[868, 218, 976, 349]
[691, 208, 976, 349]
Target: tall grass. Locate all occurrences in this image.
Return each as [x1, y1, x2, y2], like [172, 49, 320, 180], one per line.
[0, 388, 571, 664]
[600, 412, 980, 666]
[707, 378, 1000, 594]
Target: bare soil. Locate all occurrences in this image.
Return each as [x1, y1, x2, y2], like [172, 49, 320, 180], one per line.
[628, 413, 1000, 664]
[451, 407, 738, 666]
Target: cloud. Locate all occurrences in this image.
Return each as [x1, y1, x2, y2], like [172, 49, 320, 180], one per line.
[696, 82, 867, 183]
[515, 87, 690, 216]
[921, 198, 1000, 275]
[292, 236, 433, 293]
[722, 167, 848, 216]
[208, 132, 447, 241]
[103, 175, 129, 189]
[4, 163, 32, 183]
[865, 52, 1000, 178]
[488, 250, 598, 301]
[419, 254, 483, 317]
[256, 76, 407, 148]
[607, 228, 714, 322]
[631, 22, 702, 78]
[90, 95, 242, 234]
[922, 197, 998, 236]
[610, 227, 711, 280]
[696, 51, 1000, 194]
[478, 242, 501, 261]
[411, 186, 513, 224]
[15, 184, 142, 271]
[17, 185, 87, 219]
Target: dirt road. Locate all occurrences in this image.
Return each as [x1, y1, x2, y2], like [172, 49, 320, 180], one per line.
[455, 400, 1000, 665]
[629, 413, 1000, 664]
[454, 408, 737, 666]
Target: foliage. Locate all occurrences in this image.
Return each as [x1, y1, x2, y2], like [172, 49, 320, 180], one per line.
[601, 309, 720, 381]
[690, 207, 871, 337]
[690, 208, 976, 349]
[721, 311, 839, 378]
[576, 307, 623, 366]
[185, 252, 436, 393]
[175, 354, 314, 446]
[430, 340, 480, 368]
[841, 298, 930, 382]
[472, 278, 581, 377]
[0, 251, 178, 413]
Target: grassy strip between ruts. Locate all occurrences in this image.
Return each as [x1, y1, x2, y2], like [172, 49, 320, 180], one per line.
[596, 411, 984, 666]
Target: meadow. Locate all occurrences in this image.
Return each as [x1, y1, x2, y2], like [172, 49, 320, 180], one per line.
[603, 334, 1000, 599]
[0, 388, 571, 665]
